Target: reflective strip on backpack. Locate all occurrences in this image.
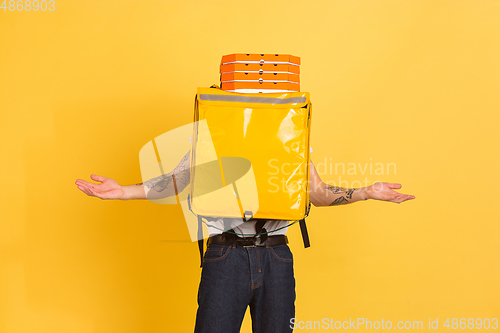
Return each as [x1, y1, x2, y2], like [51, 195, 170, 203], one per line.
[199, 94, 306, 105]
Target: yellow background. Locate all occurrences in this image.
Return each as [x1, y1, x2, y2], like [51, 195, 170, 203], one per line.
[1, 0, 499, 332]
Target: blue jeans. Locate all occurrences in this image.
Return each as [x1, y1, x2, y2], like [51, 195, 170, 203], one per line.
[194, 243, 296, 333]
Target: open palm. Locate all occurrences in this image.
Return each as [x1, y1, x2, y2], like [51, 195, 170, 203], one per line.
[366, 182, 415, 203]
[75, 175, 124, 200]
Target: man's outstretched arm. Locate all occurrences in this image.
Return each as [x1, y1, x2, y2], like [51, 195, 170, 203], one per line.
[75, 151, 191, 200]
[308, 160, 415, 207]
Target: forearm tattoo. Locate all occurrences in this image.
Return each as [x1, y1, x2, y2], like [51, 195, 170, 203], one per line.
[143, 151, 191, 195]
[325, 185, 345, 194]
[325, 184, 356, 206]
[330, 196, 349, 205]
[147, 175, 174, 192]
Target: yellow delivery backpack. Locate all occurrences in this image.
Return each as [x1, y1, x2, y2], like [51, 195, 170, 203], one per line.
[189, 86, 312, 261]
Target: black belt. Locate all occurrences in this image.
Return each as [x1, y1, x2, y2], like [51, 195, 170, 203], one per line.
[207, 233, 288, 247]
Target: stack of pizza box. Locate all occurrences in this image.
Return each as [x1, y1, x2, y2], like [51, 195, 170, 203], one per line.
[220, 53, 300, 93]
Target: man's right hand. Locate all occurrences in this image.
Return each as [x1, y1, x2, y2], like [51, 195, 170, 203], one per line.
[75, 175, 126, 200]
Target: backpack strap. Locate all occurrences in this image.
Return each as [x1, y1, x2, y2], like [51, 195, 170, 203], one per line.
[299, 218, 310, 248]
[300, 201, 312, 248]
[187, 193, 204, 268]
[255, 219, 268, 244]
[197, 216, 204, 267]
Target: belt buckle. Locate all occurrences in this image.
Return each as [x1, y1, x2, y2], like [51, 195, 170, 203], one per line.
[241, 235, 262, 247]
[254, 235, 265, 247]
[242, 236, 256, 247]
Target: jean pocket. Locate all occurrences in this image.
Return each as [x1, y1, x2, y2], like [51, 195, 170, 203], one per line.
[269, 244, 293, 263]
[203, 244, 231, 263]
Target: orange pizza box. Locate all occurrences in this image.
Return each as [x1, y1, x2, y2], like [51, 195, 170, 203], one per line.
[226, 88, 298, 93]
[221, 53, 300, 66]
[220, 63, 300, 75]
[221, 81, 300, 91]
[220, 72, 300, 83]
